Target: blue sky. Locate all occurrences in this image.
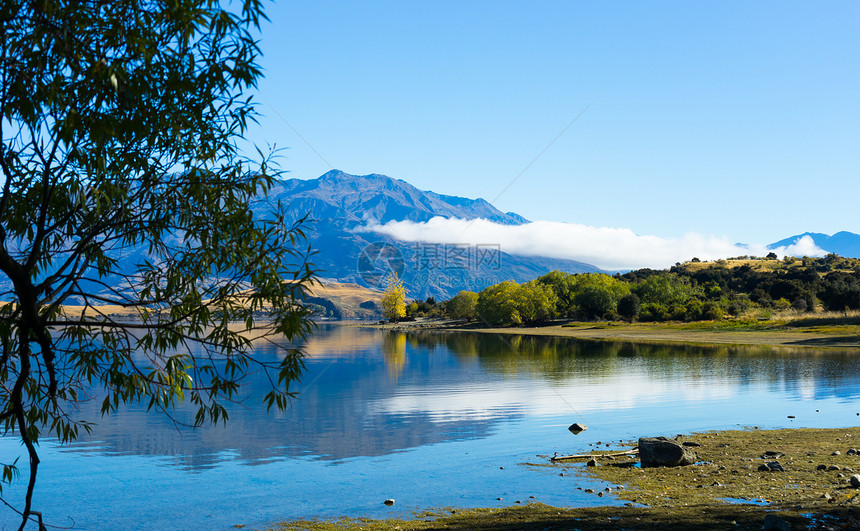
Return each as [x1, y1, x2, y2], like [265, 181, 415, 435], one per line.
[245, 1, 859, 248]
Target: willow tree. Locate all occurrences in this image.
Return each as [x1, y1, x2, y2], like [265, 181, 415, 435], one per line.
[0, 1, 315, 529]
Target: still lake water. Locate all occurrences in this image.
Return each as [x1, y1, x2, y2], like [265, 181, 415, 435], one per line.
[3, 324, 860, 530]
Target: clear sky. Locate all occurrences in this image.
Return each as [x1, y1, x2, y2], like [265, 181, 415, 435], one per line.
[245, 1, 859, 249]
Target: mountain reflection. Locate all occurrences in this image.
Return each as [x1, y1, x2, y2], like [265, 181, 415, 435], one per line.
[52, 325, 860, 469]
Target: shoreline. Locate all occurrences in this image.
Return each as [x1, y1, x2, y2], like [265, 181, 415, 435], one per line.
[360, 318, 860, 351]
[265, 426, 860, 530]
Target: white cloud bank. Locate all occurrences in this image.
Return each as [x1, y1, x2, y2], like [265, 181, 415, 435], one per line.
[360, 217, 826, 270]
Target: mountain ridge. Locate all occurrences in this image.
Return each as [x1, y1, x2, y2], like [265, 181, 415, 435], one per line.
[769, 231, 860, 259]
[264, 170, 600, 298]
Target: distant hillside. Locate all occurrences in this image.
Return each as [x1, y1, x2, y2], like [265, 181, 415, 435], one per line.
[264, 170, 601, 299]
[304, 281, 383, 320]
[770, 231, 860, 258]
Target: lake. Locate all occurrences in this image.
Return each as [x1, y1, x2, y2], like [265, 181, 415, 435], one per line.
[3, 324, 860, 530]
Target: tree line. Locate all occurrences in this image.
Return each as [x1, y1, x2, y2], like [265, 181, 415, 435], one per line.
[407, 254, 860, 326]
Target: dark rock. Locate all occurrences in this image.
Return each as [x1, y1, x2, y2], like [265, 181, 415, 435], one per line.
[851, 474, 860, 488]
[816, 464, 827, 471]
[758, 464, 771, 472]
[682, 441, 701, 447]
[586, 458, 598, 467]
[384, 499, 395, 506]
[763, 514, 790, 531]
[764, 461, 785, 472]
[828, 465, 841, 471]
[763, 451, 785, 459]
[638, 437, 697, 468]
[568, 423, 587, 434]
[787, 415, 795, 419]
[848, 448, 858, 455]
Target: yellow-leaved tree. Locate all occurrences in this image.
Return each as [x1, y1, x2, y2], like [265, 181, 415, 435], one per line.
[381, 273, 407, 321]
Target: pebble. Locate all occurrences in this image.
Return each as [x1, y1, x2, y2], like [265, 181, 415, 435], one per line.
[384, 499, 395, 506]
[833, 450, 842, 456]
[816, 464, 827, 471]
[828, 465, 841, 471]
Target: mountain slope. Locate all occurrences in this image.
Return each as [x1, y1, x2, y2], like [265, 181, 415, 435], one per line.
[770, 231, 860, 258]
[268, 170, 528, 226]
[264, 170, 600, 298]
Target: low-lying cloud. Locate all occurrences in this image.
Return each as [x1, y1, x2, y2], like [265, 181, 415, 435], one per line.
[359, 217, 826, 270]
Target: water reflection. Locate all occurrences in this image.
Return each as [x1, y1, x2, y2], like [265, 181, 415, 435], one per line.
[400, 330, 860, 401]
[50, 325, 860, 470]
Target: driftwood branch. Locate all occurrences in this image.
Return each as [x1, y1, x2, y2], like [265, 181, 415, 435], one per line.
[550, 449, 639, 462]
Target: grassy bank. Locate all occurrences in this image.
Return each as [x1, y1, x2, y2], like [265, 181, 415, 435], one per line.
[372, 313, 860, 350]
[263, 427, 860, 530]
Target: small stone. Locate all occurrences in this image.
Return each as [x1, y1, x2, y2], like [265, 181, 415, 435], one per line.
[766, 461, 785, 472]
[568, 423, 587, 434]
[584, 488, 594, 493]
[586, 458, 598, 467]
[787, 415, 795, 419]
[758, 464, 771, 472]
[848, 448, 858, 455]
[816, 464, 827, 471]
[845, 467, 856, 473]
[384, 499, 395, 506]
[833, 450, 842, 456]
[682, 441, 702, 447]
[558, 472, 564, 476]
[597, 491, 604, 497]
[500, 467, 504, 469]
[828, 465, 841, 471]
[763, 451, 785, 459]
[821, 492, 832, 500]
[496, 497, 502, 501]
[851, 474, 860, 488]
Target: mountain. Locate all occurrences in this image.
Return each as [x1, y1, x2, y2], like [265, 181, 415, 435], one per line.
[770, 231, 860, 258]
[269, 170, 528, 226]
[265, 170, 600, 299]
